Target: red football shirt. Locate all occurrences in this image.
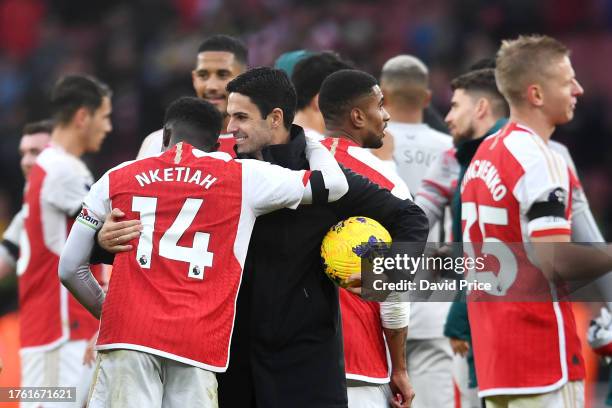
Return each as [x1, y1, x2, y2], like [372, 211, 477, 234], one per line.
[20, 145, 101, 351]
[84, 142, 310, 372]
[461, 122, 584, 397]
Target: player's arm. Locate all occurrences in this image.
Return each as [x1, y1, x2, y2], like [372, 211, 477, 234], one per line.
[0, 208, 24, 279]
[526, 190, 612, 280]
[556, 142, 606, 242]
[303, 134, 349, 203]
[242, 138, 348, 215]
[328, 169, 428, 295]
[59, 210, 106, 318]
[380, 297, 414, 407]
[414, 149, 458, 229]
[42, 164, 91, 217]
[443, 301, 471, 357]
[514, 148, 612, 280]
[331, 167, 429, 257]
[565, 157, 612, 306]
[136, 130, 162, 159]
[58, 176, 110, 319]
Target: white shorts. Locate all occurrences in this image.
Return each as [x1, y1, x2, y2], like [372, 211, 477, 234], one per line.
[20, 340, 93, 408]
[485, 380, 584, 408]
[88, 349, 218, 408]
[452, 354, 480, 408]
[406, 338, 454, 408]
[346, 379, 392, 407]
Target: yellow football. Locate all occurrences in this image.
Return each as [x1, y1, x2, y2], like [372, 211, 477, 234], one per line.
[321, 216, 391, 288]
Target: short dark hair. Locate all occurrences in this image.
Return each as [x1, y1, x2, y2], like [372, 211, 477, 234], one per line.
[23, 119, 54, 136]
[319, 69, 378, 124]
[226, 67, 296, 130]
[468, 57, 496, 71]
[291, 52, 353, 111]
[51, 75, 111, 125]
[163, 97, 223, 149]
[197, 34, 248, 66]
[451, 68, 509, 117]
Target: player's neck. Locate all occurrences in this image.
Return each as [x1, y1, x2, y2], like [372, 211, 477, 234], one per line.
[325, 128, 363, 147]
[294, 109, 325, 134]
[270, 128, 290, 145]
[50, 127, 86, 157]
[385, 105, 423, 124]
[509, 107, 555, 142]
[473, 116, 497, 139]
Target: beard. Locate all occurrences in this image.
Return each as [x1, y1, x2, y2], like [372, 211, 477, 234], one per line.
[453, 123, 476, 146]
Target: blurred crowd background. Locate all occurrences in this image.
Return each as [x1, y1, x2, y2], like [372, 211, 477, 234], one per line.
[1, 0, 611, 292]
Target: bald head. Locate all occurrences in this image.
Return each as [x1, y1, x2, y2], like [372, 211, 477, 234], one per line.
[380, 55, 430, 111]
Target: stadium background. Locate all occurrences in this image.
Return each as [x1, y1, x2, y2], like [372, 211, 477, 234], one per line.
[0, 0, 611, 405]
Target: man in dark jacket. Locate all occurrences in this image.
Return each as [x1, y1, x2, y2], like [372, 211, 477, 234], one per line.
[218, 67, 428, 407]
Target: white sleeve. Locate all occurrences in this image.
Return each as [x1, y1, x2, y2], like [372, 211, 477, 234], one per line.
[414, 149, 458, 228]
[549, 140, 591, 220]
[82, 172, 111, 222]
[136, 129, 164, 159]
[3, 208, 24, 246]
[380, 291, 410, 329]
[58, 212, 105, 319]
[41, 165, 91, 216]
[0, 209, 25, 269]
[240, 159, 310, 217]
[304, 135, 349, 202]
[507, 137, 571, 238]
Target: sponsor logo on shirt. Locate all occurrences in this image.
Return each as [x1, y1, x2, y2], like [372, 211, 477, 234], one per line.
[77, 208, 100, 230]
[547, 187, 566, 204]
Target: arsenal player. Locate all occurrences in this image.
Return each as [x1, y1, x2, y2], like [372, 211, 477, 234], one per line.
[319, 69, 414, 408]
[0, 120, 52, 278]
[461, 35, 612, 407]
[20, 75, 111, 407]
[137, 34, 248, 159]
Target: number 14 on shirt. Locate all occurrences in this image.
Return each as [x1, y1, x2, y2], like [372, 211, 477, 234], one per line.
[132, 196, 214, 280]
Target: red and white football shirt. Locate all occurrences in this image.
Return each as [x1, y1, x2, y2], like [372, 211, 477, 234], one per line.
[84, 142, 310, 372]
[460, 122, 585, 396]
[137, 128, 236, 159]
[414, 147, 459, 229]
[321, 137, 410, 383]
[20, 144, 102, 351]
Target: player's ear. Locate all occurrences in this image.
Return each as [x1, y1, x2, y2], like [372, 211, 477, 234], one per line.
[350, 107, 366, 129]
[73, 107, 91, 128]
[268, 108, 284, 129]
[475, 97, 489, 119]
[526, 84, 544, 107]
[311, 94, 320, 113]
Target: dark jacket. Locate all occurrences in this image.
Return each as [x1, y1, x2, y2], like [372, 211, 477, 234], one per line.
[444, 118, 507, 389]
[218, 126, 428, 408]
